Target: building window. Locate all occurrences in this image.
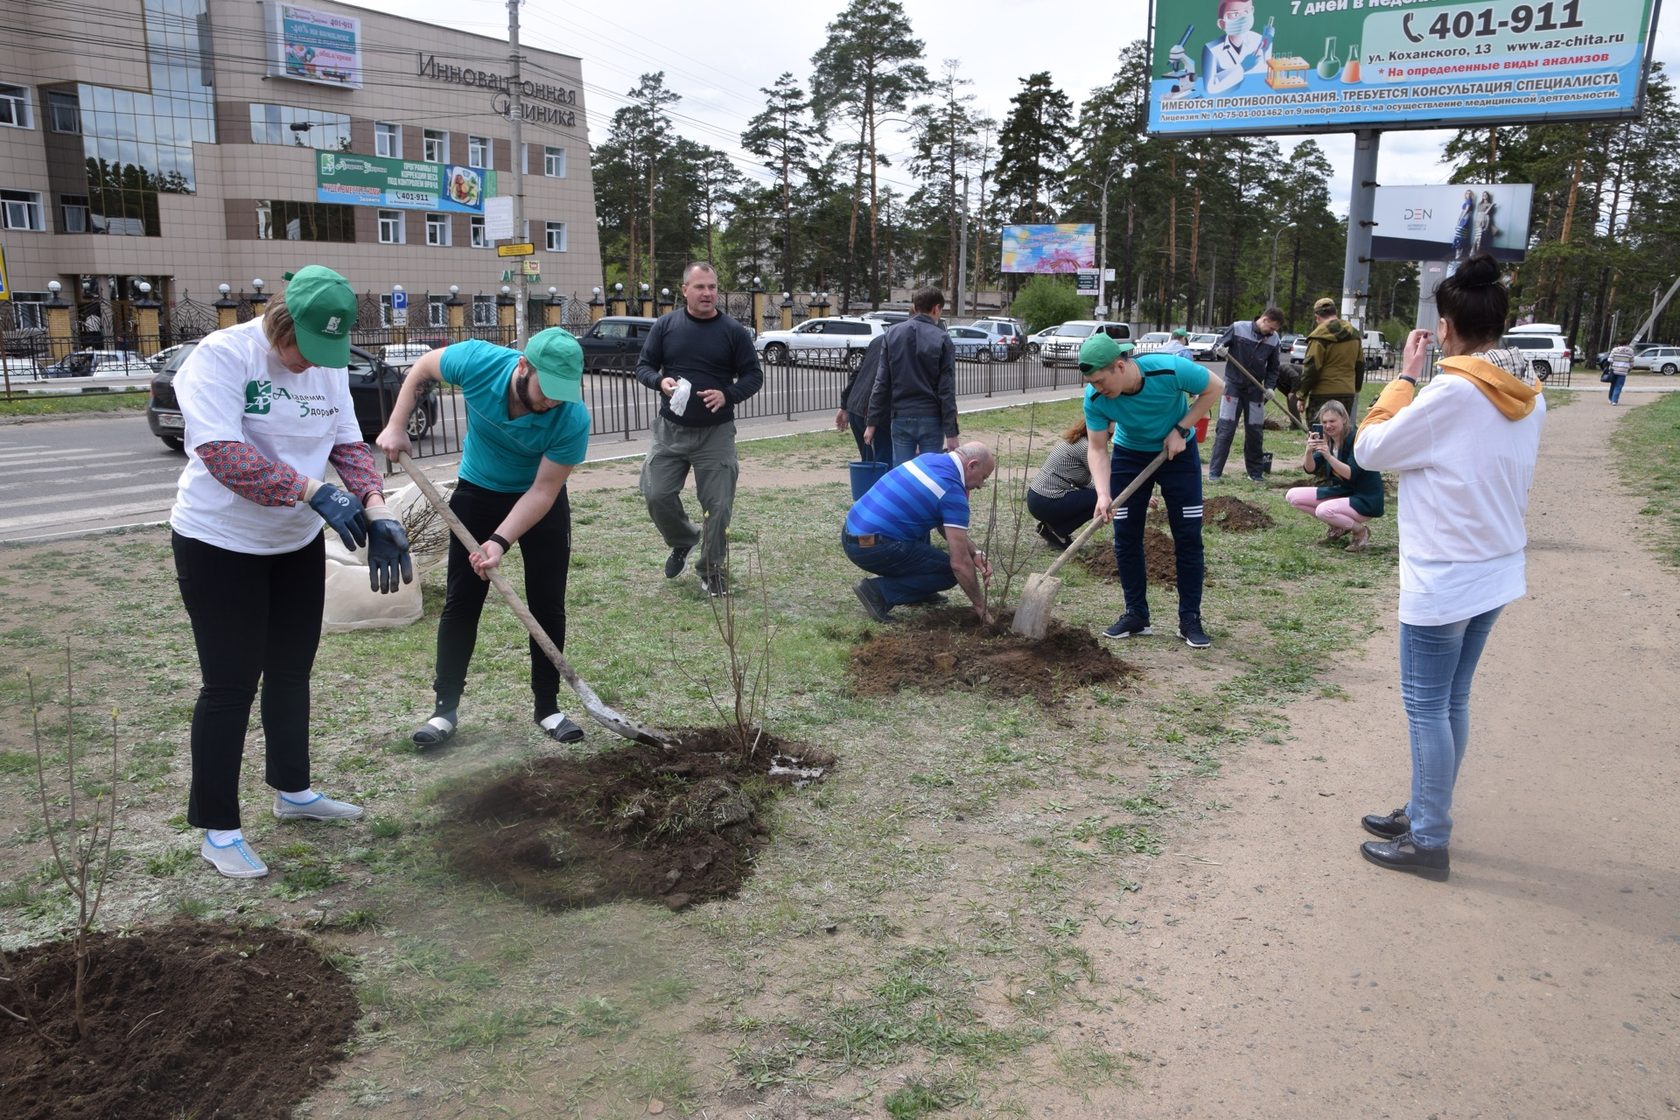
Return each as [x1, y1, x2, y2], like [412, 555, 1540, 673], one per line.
[472, 296, 496, 327]
[427, 296, 448, 328]
[544, 147, 566, 178]
[425, 212, 450, 246]
[470, 216, 487, 248]
[60, 195, 89, 233]
[422, 128, 446, 163]
[7, 292, 47, 330]
[545, 221, 567, 252]
[375, 121, 400, 158]
[249, 104, 350, 150]
[467, 135, 489, 169]
[377, 209, 403, 244]
[1, 189, 45, 231]
[0, 83, 31, 129]
[46, 91, 80, 134]
[256, 199, 355, 241]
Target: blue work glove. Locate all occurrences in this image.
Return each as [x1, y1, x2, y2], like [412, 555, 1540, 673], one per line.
[364, 507, 414, 594]
[306, 481, 368, 550]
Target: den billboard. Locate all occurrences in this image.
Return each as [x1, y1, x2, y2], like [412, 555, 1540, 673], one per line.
[1146, 0, 1661, 137]
[1370, 183, 1534, 262]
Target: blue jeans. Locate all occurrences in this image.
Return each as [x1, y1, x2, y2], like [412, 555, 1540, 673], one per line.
[1608, 374, 1626, 403]
[843, 532, 956, 607]
[892, 415, 946, 466]
[1110, 442, 1204, 622]
[1398, 606, 1503, 849]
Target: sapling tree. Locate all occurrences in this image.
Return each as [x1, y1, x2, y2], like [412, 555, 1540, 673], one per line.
[981, 417, 1040, 614]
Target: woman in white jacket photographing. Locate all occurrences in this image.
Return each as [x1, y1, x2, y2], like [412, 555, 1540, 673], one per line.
[1351, 255, 1545, 882]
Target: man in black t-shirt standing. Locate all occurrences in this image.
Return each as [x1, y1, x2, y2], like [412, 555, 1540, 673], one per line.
[635, 262, 764, 596]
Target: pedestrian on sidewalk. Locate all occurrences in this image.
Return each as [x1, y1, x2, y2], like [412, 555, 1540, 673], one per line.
[836, 332, 891, 465]
[1285, 399, 1383, 551]
[635, 262, 764, 597]
[844, 442, 996, 624]
[1026, 421, 1099, 549]
[1352, 254, 1545, 881]
[1207, 307, 1285, 482]
[170, 265, 413, 879]
[864, 287, 958, 466]
[377, 327, 590, 750]
[1606, 341, 1634, 405]
[1080, 333, 1223, 649]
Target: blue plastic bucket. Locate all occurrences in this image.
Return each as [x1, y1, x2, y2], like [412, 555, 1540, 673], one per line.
[849, 459, 889, 500]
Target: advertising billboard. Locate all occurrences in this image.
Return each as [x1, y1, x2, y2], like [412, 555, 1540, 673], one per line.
[316, 153, 499, 213]
[1147, 0, 1660, 137]
[1000, 224, 1097, 274]
[265, 3, 364, 89]
[1370, 183, 1534, 262]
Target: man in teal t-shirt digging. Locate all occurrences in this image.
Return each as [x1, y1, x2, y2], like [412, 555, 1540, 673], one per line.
[377, 329, 592, 746]
[1080, 334, 1223, 648]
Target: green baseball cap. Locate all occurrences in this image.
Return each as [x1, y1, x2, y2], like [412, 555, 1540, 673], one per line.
[523, 327, 583, 403]
[1171, 327, 1189, 339]
[280, 266, 356, 368]
[1079, 333, 1135, 374]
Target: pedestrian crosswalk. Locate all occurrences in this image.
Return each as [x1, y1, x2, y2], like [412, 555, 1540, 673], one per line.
[0, 433, 184, 541]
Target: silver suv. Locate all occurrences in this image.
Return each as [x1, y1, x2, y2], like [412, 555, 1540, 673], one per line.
[756, 316, 884, 368]
[1499, 329, 1572, 381]
[969, 318, 1027, 358]
[1039, 320, 1133, 366]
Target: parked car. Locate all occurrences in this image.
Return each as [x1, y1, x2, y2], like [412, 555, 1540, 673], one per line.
[1498, 329, 1572, 381]
[1362, 330, 1387, 369]
[1026, 324, 1066, 358]
[0, 355, 42, 380]
[147, 341, 438, 452]
[1289, 335, 1309, 363]
[1134, 331, 1173, 354]
[43, 349, 152, 378]
[380, 339, 449, 370]
[573, 315, 659, 374]
[1632, 344, 1680, 375]
[968, 317, 1027, 358]
[861, 309, 910, 325]
[756, 316, 884, 368]
[147, 344, 189, 373]
[1186, 332, 1224, 361]
[1039, 320, 1134, 366]
[946, 325, 1007, 363]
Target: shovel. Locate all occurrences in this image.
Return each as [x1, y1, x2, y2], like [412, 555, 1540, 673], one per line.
[1012, 448, 1169, 640]
[395, 452, 679, 749]
[1225, 350, 1307, 431]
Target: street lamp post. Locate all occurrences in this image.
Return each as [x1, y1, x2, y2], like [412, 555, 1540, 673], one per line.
[1269, 223, 1298, 311]
[1095, 167, 1122, 319]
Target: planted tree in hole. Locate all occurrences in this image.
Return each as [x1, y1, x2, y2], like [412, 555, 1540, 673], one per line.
[2, 649, 120, 1046]
[683, 517, 773, 757]
[980, 414, 1040, 614]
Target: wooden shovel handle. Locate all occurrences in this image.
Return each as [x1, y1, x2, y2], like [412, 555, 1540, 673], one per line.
[1225, 350, 1308, 431]
[1038, 447, 1170, 581]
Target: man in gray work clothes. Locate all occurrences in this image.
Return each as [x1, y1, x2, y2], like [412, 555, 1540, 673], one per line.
[635, 261, 764, 596]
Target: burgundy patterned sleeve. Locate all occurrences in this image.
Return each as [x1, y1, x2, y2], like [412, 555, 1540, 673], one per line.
[328, 442, 385, 504]
[198, 441, 305, 506]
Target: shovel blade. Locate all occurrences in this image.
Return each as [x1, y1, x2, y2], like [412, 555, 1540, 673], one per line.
[1011, 572, 1064, 639]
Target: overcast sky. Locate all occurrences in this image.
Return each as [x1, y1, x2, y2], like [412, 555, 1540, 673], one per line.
[346, 0, 1678, 217]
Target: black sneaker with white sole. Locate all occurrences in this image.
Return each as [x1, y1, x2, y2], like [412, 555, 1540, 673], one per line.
[664, 544, 692, 579]
[1178, 614, 1212, 648]
[1101, 612, 1151, 639]
[697, 569, 729, 598]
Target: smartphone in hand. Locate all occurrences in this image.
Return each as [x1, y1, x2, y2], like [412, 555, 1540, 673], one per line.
[1310, 423, 1325, 438]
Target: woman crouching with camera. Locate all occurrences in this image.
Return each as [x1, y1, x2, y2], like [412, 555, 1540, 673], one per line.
[1285, 400, 1383, 551]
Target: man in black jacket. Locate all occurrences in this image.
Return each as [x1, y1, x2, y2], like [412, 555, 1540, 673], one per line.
[635, 262, 764, 596]
[864, 287, 957, 465]
[1207, 307, 1284, 482]
[836, 333, 891, 464]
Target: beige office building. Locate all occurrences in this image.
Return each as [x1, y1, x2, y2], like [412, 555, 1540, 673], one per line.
[1, 0, 600, 339]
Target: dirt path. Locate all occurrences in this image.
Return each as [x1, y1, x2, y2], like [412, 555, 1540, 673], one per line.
[1057, 395, 1679, 1116]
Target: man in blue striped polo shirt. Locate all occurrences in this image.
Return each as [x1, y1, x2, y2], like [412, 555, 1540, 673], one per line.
[843, 442, 996, 624]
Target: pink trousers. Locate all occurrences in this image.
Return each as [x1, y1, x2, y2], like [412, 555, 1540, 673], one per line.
[1286, 488, 1369, 531]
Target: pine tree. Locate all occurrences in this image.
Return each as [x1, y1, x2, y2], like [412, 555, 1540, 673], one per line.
[741, 73, 821, 293]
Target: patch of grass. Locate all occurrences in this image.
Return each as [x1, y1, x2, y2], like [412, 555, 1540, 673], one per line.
[1612, 390, 1680, 567]
[885, 1075, 967, 1119]
[0, 392, 149, 418]
[143, 849, 196, 877]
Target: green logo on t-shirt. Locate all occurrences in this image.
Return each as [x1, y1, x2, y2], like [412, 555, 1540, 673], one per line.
[244, 380, 271, 414]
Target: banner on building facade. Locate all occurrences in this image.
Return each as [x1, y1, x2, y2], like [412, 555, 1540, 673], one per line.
[1370, 182, 1534, 262]
[316, 153, 498, 213]
[1146, 0, 1659, 137]
[1000, 224, 1097, 274]
[265, 3, 364, 89]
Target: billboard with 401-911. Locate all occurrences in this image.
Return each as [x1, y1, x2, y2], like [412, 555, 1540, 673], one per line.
[1147, 0, 1660, 137]
[316, 152, 498, 214]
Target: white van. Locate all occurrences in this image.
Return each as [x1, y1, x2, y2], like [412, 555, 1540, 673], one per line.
[1362, 330, 1387, 369]
[1039, 320, 1134, 366]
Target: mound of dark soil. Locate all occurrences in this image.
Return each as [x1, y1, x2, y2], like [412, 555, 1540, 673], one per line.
[0, 921, 357, 1120]
[1074, 528, 1179, 586]
[437, 730, 832, 912]
[848, 607, 1136, 705]
[1203, 496, 1275, 531]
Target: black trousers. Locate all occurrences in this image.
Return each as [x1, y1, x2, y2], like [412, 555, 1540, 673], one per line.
[434, 479, 571, 718]
[173, 530, 323, 830]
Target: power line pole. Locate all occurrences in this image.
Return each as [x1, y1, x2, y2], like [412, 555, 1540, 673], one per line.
[956, 175, 970, 319]
[507, 0, 527, 346]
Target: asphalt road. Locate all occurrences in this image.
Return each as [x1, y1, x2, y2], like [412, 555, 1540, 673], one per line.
[0, 413, 189, 543]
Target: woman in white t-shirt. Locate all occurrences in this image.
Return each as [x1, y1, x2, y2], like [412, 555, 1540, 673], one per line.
[1352, 254, 1545, 882]
[169, 265, 412, 881]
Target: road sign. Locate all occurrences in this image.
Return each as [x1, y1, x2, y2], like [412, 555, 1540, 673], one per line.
[0, 244, 10, 301]
[496, 242, 535, 257]
[522, 259, 541, 277]
[485, 195, 514, 239]
[390, 287, 408, 326]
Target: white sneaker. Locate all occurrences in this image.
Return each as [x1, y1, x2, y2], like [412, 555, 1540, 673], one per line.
[272, 792, 364, 821]
[201, 834, 269, 879]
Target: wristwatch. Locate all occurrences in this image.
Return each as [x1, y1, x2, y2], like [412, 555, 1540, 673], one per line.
[1175, 424, 1194, 439]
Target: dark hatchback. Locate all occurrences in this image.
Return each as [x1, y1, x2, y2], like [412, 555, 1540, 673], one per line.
[573, 315, 659, 373]
[147, 341, 438, 451]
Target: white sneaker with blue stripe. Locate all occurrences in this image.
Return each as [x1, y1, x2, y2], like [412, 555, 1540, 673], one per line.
[200, 834, 269, 879]
[272, 791, 364, 821]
